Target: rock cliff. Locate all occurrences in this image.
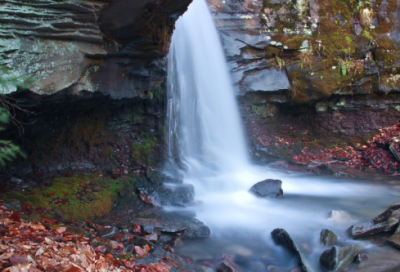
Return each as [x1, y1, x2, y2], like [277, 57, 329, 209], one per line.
[0, 0, 191, 98]
[207, 0, 400, 161]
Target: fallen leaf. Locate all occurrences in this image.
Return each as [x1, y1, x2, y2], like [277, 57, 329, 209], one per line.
[9, 212, 21, 222]
[55, 227, 67, 235]
[135, 246, 147, 258]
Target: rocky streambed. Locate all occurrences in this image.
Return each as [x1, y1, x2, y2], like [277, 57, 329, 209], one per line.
[2, 166, 400, 272]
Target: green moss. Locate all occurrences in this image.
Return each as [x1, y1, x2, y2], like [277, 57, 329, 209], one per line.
[263, 0, 283, 10]
[2, 175, 135, 222]
[131, 134, 158, 165]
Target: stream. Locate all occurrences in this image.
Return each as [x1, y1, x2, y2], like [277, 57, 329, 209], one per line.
[164, 0, 400, 271]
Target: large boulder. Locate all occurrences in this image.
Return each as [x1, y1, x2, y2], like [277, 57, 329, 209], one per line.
[348, 203, 400, 238]
[271, 229, 308, 272]
[249, 179, 283, 199]
[319, 244, 364, 271]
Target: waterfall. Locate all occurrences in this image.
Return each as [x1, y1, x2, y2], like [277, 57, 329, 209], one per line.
[166, 0, 249, 180]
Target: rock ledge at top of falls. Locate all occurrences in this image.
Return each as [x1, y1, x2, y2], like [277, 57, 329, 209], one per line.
[249, 179, 283, 199]
[0, 0, 192, 99]
[348, 202, 400, 238]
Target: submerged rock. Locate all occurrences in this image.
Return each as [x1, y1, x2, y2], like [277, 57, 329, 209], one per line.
[249, 179, 283, 199]
[137, 184, 194, 206]
[319, 244, 364, 271]
[348, 203, 400, 238]
[271, 229, 308, 272]
[307, 162, 335, 175]
[328, 210, 354, 225]
[320, 229, 338, 246]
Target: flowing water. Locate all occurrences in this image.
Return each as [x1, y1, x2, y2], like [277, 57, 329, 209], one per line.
[166, 0, 400, 271]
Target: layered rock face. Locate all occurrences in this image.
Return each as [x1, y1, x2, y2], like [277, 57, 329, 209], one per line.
[207, 0, 400, 159]
[0, 0, 191, 98]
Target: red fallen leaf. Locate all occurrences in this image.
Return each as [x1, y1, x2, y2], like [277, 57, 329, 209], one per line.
[105, 253, 114, 263]
[28, 192, 36, 195]
[34, 173, 42, 177]
[53, 199, 67, 205]
[144, 244, 150, 253]
[21, 204, 33, 211]
[114, 218, 119, 222]
[66, 173, 73, 177]
[283, 131, 289, 134]
[64, 192, 69, 197]
[46, 192, 55, 197]
[80, 183, 87, 188]
[127, 236, 134, 244]
[63, 264, 83, 272]
[133, 224, 141, 234]
[95, 245, 107, 254]
[114, 169, 120, 175]
[135, 246, 147, 258]
[9, 254, 28, 265]
[9, 211, 21, 222]
[112, 234, 126, 240]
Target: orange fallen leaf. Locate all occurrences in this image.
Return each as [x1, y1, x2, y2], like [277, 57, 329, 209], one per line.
[55, 227, 67, 235]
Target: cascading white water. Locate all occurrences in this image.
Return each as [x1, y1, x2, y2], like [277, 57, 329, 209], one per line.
[166, 0, 400, 271]
[166, 0, 248, 178]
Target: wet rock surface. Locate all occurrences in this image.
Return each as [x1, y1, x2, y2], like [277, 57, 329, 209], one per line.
[249, 179, 283, 199]
[271, 229, 308, 272]
[319, 244, 364, 271]
[129, 207, 210, 239]
[307, 162, 335, 175]
[137, 184, 195, 206]
[387, 223, 400, 249]
[97, 227, 120, 239]
[328, 210, 355, 226]
[349, 202, 400, 238]
[218, 257, 243, 272]
[320, 229, 338, 246]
